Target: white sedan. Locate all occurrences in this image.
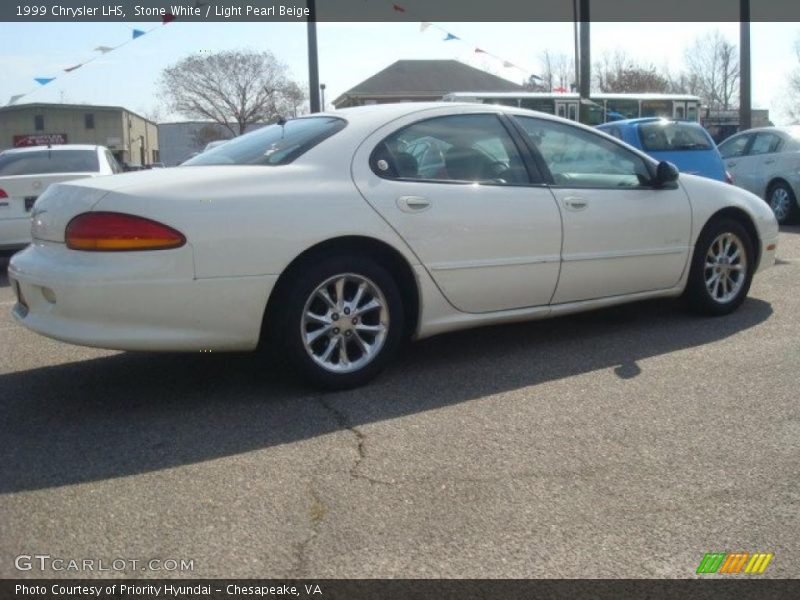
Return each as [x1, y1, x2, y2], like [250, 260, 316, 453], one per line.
[8, 103, 779, 388]
[0, 144, 122, 252]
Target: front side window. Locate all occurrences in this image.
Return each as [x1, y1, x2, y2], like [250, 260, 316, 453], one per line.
[749, 132, 783, 155]
[638, 122, 713, 151]
[514, 116, 652, 188]
[718, 134, 751, 159]
[183, 117, 346, 167]
[0, 150, 100, 175]
[371, 114, 530, 185]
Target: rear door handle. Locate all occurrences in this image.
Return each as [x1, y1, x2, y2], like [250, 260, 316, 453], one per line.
[563, 197, 588, 211]
[396, 195, 431, 212]
[726, 161, 737, 168]
[764, 159, 775, 165]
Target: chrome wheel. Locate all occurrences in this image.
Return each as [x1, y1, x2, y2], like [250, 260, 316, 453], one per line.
[704, 232, 748, 304]
[769, 186, 791, 222]
[301, 273, 389, 373]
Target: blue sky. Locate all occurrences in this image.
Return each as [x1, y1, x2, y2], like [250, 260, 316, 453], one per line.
[1, 21, 798, 123]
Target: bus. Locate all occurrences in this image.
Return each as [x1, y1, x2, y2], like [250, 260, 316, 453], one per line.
[442, 92, 702, 125]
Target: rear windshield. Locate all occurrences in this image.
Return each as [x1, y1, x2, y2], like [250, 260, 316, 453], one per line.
[0, 149, 100, 175]
[183, 117, 346, 167]
[638, 122, 713, 151]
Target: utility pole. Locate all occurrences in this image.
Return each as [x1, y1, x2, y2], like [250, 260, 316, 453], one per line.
[739, 0, 751, 131]
[578, 0, 591, 124]
[572, 0, 579, 91]
[307, 0, 320, 113]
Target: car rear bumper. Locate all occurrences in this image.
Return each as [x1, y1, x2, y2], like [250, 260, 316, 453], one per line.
[0, 216, 32, 250]
[8, 241, 276, 352]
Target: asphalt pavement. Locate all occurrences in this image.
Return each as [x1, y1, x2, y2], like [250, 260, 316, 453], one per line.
[1, 227, 798, 579]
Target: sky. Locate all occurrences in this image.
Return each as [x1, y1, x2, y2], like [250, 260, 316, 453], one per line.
[0, 21, 798, 124]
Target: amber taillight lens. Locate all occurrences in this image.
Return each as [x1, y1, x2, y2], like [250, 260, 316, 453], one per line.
[66, 212, 186, 251]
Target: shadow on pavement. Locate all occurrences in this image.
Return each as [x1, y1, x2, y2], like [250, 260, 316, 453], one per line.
[0, 296, 772, 493]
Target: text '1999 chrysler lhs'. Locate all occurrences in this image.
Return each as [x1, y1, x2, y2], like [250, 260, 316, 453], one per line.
[9, 103, 779, 388]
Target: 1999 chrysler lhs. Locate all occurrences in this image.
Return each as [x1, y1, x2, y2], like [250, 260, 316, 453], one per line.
[9, 103, 779, 388]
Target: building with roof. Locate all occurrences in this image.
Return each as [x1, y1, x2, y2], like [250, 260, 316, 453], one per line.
[0, 103, 158, 166]
[332, 59, 523, 109]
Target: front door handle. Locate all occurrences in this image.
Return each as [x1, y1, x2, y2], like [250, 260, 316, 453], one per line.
[727, 161, 737, 168]
[563, 197, 588, 211]
[396, 195, 431, 212]
[764, 158, 776, 165]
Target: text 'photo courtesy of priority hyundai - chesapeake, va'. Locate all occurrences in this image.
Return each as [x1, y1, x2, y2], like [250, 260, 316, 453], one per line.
[1, 1, 799, 599]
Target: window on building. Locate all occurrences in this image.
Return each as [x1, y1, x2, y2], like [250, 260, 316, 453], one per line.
[34, 115, 44, 131]
[152, 149, 160, 163]
[85, 113, 95, 129]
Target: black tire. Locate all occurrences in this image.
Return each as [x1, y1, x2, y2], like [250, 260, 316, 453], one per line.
[684, 218, 755, 316]
[270, 255, 404, 390]
[766, 181, 798, 225]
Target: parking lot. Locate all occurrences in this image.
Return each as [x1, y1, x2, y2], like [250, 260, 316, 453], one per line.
[0, 226, 798, 579]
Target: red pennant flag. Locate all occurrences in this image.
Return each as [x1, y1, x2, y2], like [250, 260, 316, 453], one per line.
[63, 64, 83, 73]
[162, 13, 176, 24]
[474, 48, 486, 54]
[392, 4, 405, 12]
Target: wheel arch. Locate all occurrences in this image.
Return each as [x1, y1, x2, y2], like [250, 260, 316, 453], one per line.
[261, 235, 420, 344]
[700, 207, 761, 269]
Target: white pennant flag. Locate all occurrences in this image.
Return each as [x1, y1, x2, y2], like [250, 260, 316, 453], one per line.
[420, 22, 431, 32]
[8, 94, 24, 105]
[94, 46, 114, 54]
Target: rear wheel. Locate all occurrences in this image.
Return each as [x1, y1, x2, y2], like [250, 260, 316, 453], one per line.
[767, 181, 797, 225]
[272, 255, 404, 390]
[685, 218, 754, 316]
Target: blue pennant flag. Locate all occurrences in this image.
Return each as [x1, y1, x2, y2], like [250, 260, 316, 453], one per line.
[443, 33, 459, 41]
[34, 77, 55, 86]
[132, 29, 146, 39]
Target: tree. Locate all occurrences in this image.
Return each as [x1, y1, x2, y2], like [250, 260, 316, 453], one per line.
[526, 50, 573, 92]
[785, 37, 800, 123]
[159, 49, 306, 137]
[684, 30, 739, 110]
[594, 49, 672, 93]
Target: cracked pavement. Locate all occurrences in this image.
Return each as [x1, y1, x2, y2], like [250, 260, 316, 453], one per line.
[1, 226, 799, 579]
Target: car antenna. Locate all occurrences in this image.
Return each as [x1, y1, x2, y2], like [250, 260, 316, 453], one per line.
[276, 116, 287, 138]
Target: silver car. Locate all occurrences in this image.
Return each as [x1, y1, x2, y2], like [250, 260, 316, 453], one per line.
[718, 126, 800, 224]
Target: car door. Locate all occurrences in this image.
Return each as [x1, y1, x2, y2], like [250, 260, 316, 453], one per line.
[512, 115, 692, 304]
[745, 131, 785, 197]
[351, 110, 562, 314]
[718, 132, 754, 190]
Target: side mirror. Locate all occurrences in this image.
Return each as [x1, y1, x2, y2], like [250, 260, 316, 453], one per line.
[654, 161, 679, 187]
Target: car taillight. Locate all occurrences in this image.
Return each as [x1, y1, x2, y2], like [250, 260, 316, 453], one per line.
[725, 171, 734, 184]
[66, 212, 186, 251]
[0, 188, 8, 199]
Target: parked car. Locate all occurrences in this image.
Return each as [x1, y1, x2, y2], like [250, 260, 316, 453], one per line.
[717, 126, 800, 224]
[0, 144, 121, 253]
[597, 118, 728, 183]
[9, 103, 778, 388]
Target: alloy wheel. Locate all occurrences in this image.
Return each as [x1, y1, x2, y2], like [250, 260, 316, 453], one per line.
[704, 232, 748, 304]
[301, 273, 389, 373]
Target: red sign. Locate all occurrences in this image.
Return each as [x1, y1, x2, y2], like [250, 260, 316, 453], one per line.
[13, 134, 68, 147]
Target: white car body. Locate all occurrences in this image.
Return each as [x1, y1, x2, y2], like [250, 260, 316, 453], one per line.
[719, 126, 800, 222]
[8, 104, 778, 369]
[0, 144, 120, 251]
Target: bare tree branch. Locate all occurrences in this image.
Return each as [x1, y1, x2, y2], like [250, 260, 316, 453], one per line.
[159, 49, 307, 136]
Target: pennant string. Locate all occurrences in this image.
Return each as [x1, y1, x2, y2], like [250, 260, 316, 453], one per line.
[8, 21, 171, 105]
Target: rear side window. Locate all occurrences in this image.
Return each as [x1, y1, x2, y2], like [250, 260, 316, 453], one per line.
[183, 117, 346, 167]
[638, 122, 713, 151]
[370, 114, 531, 185]
[0, 150, 100, 175]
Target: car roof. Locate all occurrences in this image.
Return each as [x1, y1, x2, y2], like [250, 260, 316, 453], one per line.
[1, 144, 103, 154]
[599, 118, 702, 127]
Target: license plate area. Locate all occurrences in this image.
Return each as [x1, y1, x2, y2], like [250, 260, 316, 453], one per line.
[24, 196, 37, 212]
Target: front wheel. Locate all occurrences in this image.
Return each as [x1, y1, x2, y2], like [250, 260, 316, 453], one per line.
[273, 256, 404, 390]
[684, 218, 755, 316]
[767, 182, 797, 225]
